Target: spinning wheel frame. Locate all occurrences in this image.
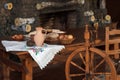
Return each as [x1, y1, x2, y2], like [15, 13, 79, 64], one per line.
[65, 47, 117, 80]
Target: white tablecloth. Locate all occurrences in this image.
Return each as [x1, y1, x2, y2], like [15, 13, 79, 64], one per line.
[1, 40, 65, 69]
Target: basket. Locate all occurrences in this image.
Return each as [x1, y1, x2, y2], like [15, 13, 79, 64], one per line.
[45, 38, 59, 44]
[60, 38, 75, 45]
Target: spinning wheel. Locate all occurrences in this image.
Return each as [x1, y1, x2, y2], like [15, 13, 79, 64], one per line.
[65, 25, 117, 80]
[65, 47, 117, 80]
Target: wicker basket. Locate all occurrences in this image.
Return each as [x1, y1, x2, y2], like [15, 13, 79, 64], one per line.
[45, 38, 59, 44]
[60, 38, 75, 45]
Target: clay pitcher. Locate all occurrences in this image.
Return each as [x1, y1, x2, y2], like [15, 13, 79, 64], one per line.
[34, 27, 45, 47]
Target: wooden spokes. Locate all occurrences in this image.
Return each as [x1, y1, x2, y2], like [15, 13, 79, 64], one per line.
[65, 47, 117, 80]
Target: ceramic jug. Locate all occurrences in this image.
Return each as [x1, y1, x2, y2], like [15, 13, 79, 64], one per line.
[34, 27, 45, 47]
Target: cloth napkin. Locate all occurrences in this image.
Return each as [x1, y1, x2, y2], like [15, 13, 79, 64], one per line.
[1, 40, 27, 51]
[1, 40, 65, 69]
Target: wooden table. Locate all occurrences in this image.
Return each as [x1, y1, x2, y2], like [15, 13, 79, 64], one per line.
[0, 47, 33, 80]
[0, 38, 86, 80]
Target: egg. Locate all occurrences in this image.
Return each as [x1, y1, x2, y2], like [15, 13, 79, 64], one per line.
[58, 35, 64, 40]
[68, 35, 73, 39]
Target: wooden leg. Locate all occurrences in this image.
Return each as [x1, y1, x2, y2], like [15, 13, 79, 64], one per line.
[114, 43, 119, 59]
[0, 65, 2, 79]
[117, 75, 120, 80]
[2, 64, 10, 80]
[1, 52, 10, 80]
[105, 75, 110, 80]
[22, 57, 33, 80]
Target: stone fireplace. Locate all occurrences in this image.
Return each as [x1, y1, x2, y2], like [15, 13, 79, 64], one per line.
[39, 10, 78, 30]
[37, 0, 107, 30]
[36, 0, 82, 30]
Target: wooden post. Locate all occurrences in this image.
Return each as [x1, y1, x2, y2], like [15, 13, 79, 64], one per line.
[2, 53, 10, 80]
[2, 65, 10, 80]
[114, 43, 119, 59]
[21, 57, 33, 80]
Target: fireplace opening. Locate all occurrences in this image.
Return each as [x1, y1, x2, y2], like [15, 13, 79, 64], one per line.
[39, 10, 77, 30]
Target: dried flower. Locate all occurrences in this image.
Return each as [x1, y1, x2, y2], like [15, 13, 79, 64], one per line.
[105, 15, 111, 21]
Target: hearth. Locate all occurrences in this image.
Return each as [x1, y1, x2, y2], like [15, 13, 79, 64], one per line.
[39, 10, 78, 30]
[37, 0, 107, 30]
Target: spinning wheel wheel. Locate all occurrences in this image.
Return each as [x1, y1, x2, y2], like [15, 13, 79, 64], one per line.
[65, 25, 117, 80]
[65, 47, 117, 80]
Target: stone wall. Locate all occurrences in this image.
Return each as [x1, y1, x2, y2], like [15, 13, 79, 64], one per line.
[0, 0, 12, 36]
[0, 0, 107, 36]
